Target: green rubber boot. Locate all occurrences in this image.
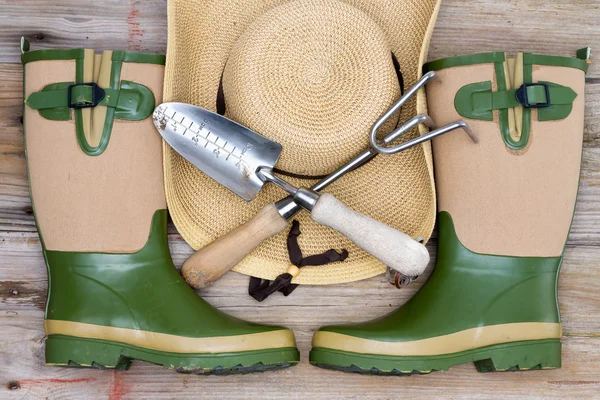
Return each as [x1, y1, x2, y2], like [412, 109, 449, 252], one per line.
[310, 50, 590, 375]
[21, 39, 299, 375]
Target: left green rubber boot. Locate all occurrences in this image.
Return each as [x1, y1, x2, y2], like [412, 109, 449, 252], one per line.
[22, 39, 299, 375]
[310, 49, 589, 375]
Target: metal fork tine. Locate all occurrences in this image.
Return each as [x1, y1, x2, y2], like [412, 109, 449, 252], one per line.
[374, 120, 478, 155]
[368, 69, 478, 155]
[370, 71, 438, 142]
[381, 114, 437, 147]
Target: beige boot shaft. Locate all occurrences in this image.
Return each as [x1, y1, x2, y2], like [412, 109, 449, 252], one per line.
[425, 51, 588, 257]
[23, 44, 166, 253]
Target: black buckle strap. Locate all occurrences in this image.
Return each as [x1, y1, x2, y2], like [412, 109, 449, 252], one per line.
[67, 82, 106, 109]
[515, 82, 551, 108]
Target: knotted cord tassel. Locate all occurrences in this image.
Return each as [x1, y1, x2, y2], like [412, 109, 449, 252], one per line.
[249, 220, 348, 302]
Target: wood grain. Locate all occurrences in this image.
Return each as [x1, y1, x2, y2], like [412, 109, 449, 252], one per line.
[1, 0, 599, 398]
[182, 203, 289, 289]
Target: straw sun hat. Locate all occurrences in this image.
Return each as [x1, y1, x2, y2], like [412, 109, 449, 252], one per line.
[163, 0, 441, 284]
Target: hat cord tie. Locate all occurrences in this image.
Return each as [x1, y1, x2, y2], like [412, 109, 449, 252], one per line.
[248, 220, 348, 302]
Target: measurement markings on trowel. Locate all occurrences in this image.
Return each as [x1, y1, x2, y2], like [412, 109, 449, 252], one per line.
[154, 106, 252, 172]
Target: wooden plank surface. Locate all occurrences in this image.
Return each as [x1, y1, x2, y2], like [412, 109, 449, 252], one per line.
[1, 0, 599, 398]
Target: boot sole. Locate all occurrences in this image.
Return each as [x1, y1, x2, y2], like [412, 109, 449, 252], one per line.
[310, 339, 561, 375]
[46, 335, 299, 375]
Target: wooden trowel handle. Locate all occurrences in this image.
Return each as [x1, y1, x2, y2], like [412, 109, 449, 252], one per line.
[181, 203, 289, 289]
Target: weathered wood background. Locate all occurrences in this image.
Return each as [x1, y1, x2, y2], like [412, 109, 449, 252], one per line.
[1, 0, 599, 398]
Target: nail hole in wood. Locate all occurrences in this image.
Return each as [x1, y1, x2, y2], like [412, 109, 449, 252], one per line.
[10, 289, 19, 296]
[7, 381, 20, 391]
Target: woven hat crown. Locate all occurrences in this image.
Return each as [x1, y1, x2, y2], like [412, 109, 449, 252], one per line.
[222, 0, 401, 177]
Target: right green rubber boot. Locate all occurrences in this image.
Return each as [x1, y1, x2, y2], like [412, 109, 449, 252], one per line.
[310, 50, 589, 374]
[21, 39, 299, 375]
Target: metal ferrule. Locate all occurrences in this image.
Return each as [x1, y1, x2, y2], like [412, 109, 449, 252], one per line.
[292, 188, 320, 211]
[275, 197, 301, 219]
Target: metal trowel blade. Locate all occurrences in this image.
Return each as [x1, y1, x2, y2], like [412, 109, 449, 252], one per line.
[153, 103, 282, 201]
